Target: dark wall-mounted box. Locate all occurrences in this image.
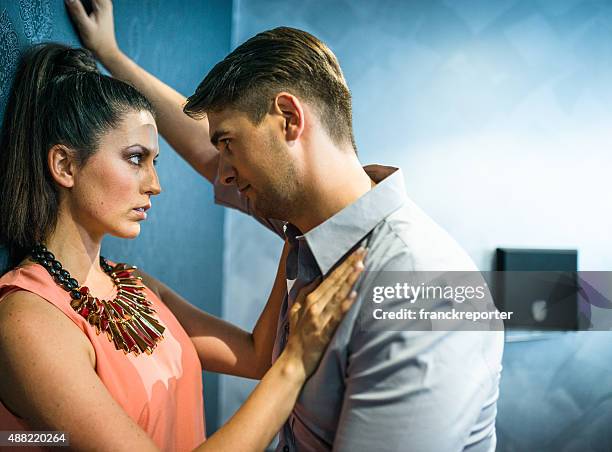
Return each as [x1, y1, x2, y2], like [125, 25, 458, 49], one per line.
[495, 248, 578, 330]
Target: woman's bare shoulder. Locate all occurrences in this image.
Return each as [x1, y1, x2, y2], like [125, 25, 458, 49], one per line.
[0, 289, 96, 367]
[0, 289, 158, 451]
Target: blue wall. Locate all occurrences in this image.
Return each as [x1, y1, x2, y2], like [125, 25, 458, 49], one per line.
[0, 0, 231, 434]
[499, 331, 612, 451]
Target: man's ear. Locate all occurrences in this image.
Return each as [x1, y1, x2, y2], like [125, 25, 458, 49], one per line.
[47, 144, 78, 189]
[272, 93, 305, 142]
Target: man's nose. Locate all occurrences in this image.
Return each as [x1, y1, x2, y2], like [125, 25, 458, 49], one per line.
[218, 155, 237, 186]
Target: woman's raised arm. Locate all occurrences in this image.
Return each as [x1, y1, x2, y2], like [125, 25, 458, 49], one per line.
[66, 0, 220, 182]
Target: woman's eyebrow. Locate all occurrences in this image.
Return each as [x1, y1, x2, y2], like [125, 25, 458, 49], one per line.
[122, 144, 160, 157]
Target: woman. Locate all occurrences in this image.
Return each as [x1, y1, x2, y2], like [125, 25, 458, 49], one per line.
[0, 43, 364, 451]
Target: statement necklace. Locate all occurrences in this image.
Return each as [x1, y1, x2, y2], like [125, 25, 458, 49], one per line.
[30, 244, 165, 356]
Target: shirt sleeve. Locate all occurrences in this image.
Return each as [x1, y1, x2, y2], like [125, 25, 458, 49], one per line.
[213, 176, 286, 239]
[332, 262, 503, 451]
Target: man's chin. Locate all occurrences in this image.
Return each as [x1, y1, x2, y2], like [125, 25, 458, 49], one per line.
[252, 201, 287, 222]
[249, 189, 295, 221]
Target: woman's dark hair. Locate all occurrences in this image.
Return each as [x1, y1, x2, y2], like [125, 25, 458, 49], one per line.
[0, 43, 155, 268]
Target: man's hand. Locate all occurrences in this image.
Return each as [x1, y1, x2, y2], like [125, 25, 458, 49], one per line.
[65, 0, 119, 62]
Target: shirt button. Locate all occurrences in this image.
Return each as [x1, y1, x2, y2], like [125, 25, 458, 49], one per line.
[283, 446, 290, 452]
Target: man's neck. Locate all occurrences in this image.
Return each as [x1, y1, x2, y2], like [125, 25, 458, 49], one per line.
[291, 152, 374, 233]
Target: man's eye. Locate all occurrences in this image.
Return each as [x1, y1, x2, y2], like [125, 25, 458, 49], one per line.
[128, 154, 143, 165]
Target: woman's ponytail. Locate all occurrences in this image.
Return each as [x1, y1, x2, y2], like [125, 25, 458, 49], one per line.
[0, 43, 154, 268]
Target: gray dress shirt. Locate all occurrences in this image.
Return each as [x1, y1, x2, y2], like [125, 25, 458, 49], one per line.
[215, 165, 504, 452]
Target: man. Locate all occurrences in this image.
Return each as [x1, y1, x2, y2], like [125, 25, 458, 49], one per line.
[68, 1, 504, 450]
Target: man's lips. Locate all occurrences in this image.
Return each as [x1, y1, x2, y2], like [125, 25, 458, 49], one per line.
[133, 203, 151, 212]
[132, 204, 151, 219]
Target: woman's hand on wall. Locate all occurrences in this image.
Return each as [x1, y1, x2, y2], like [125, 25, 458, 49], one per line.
[66, 0, 221, 184]
[66, 0, 119, 62]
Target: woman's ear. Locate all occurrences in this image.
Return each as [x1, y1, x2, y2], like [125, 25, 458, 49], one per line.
[47, 144, 77, 188]
[273, 93, 305, 142]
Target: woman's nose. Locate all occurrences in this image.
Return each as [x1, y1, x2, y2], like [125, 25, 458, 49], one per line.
[145, 166, 162, 196]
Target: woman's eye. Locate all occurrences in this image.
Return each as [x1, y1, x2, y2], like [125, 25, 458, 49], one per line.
[128, 154, 143, 165]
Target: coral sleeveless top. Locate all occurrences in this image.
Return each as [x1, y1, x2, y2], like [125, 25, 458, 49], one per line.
[0, 264, 206, 451]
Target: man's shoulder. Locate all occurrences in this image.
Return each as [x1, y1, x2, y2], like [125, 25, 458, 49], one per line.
[367, 199, 477, 272]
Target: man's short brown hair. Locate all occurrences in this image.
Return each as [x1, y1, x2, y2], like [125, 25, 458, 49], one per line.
[184, 27, 356, 151]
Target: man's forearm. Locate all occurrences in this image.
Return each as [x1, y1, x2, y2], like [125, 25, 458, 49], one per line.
[99, 49, 219, 182]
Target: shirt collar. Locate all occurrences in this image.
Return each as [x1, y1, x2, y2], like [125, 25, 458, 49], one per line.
[285, 165, 406, 276]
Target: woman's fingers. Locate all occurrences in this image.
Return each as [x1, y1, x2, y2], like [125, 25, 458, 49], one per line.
[66, 0, 118, 60]
[299, 251, 365, 334]
[315, 247, 366, 300]
[321, 262, 363, 314]
[289, 300, 301, 332]
[295, 277, 321, 303]
[290, 277, 321, 329]
[92, 0, 113, 15]
[311, 249, 366, 334]
[284, 248, 367, 377]
[316, 266, 363, 330]
[308, 248, 366, 311]
[319, 290, 358, 340]
[291, 247, 366, 335]
[65, 0, 91, 29]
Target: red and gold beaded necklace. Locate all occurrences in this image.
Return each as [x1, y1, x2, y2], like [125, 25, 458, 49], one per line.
[30, 244, 165, 356]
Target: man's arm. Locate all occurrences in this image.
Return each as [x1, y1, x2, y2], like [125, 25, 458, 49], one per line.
[332, 260, 503, 451]
[334, 330, 499, 451]
[67, 0, 219, 182]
